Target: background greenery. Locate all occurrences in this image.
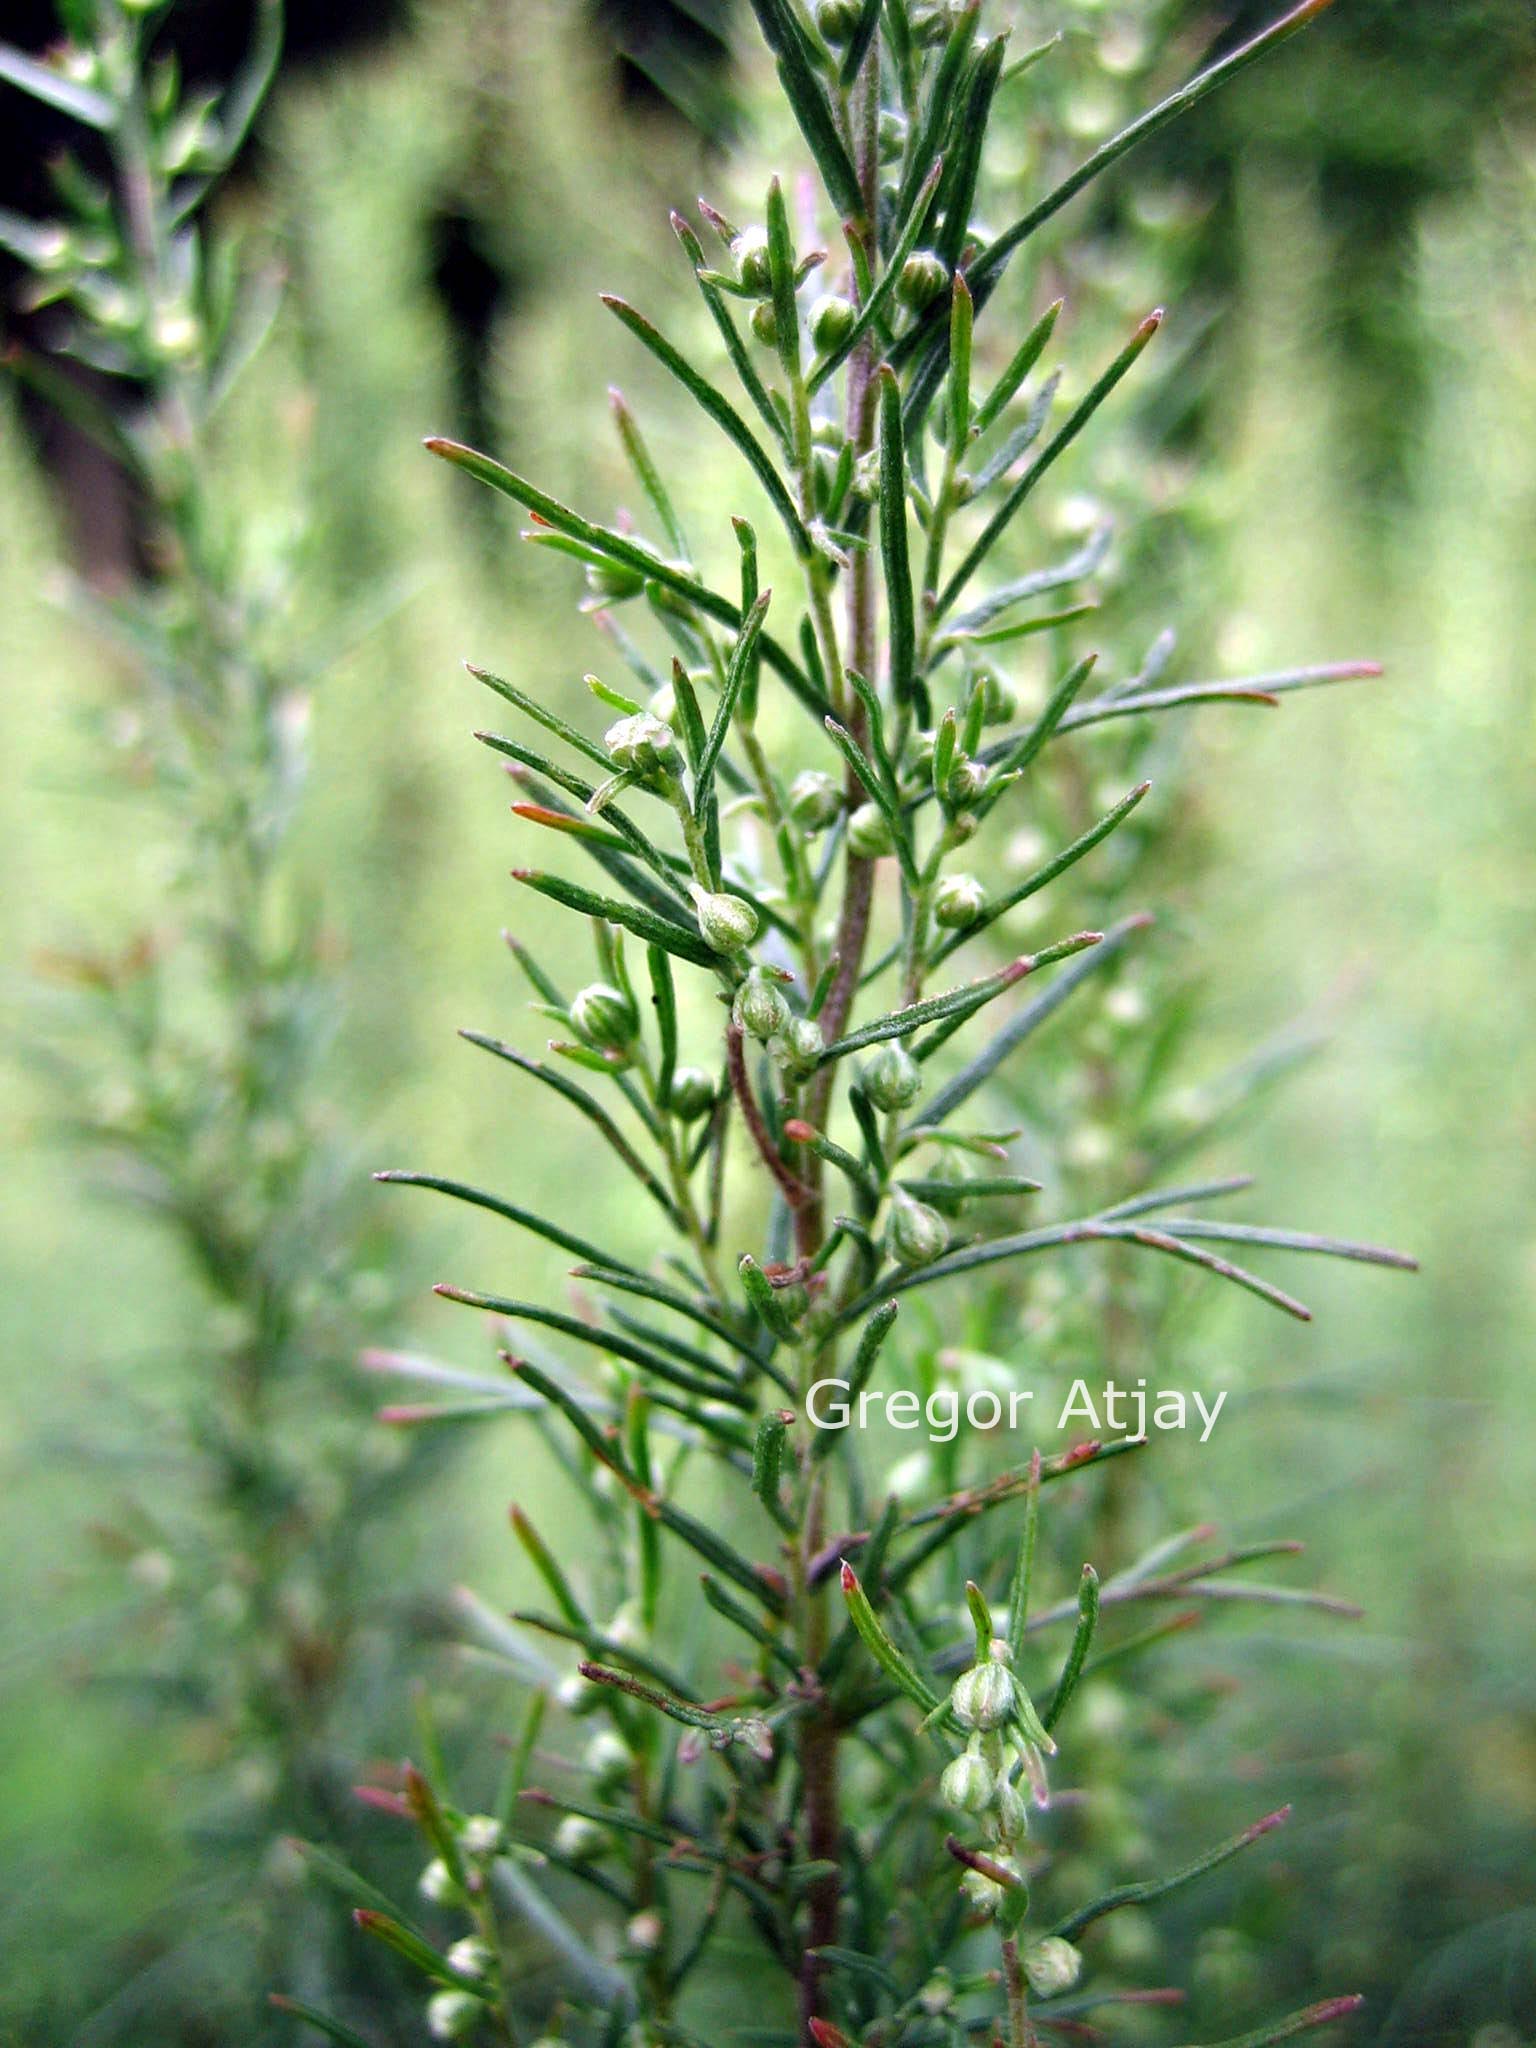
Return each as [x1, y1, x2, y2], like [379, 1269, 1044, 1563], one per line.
[1, 2, 1532, 2041]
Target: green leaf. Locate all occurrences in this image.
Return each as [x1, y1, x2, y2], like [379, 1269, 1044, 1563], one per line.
[511, 1505, 590, 1630]
[932, 33, 1005, 271]
[765, 176, 801, 382]
[459, 1029, 681, 1220]
[839, 1561, 941, 1713]
[1042, 1565, 1100, 1733]
[1154, 1220, 1417, 1272]
[1050, 1805, 1295, 1943]
[602, 295, 812, 558]
[912, 932, 1103, 1063]
[1005, 1450, 1042, 1659]
[813, 1299, 898, 1461]
[877, 368, 916, 712]
[744, 0, 863, 220]
[571, 1264, 757, 1364]
[823, 716, 919, 889]
[931, 781, 1150, 965]
[700, 1572, 800, 1675]
[1058, 661, 1383, 733]
[837, 0, 883, 88]
[972, 298, 1063, 437]
[671, 211, 793, 459]
[352, 1911, 461, 1988]
[375, 1170, 641, 1277]
[915, 912, 1148, 1127]
[820, 956, 1035, 1066]
[0, 42, 115, 127]
[752, 1410, 791, 1522]
[937, 314, 1163, 616]
[269, 1995, 380, 2048]
[512, 869, 716, 969]
[947, 524, 1113, 636]
[696, 590, 772, 817]
[947, 274, 974, 453]
[609, 386, 690, 562]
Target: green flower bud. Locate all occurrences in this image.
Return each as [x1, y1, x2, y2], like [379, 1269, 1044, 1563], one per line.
[940, 1745, 995, 1814]
[605, 710, 682, 781]
[554, 1813, 607, 1863]
[448, 1936, 494, 1980]
[584, 1728, 632, 1792]
[691, 884, 759, 955]
[888, 1192, 949, 1268]
[1024, 1937, 1084, 1998]
[878, 109, 908, 162]
[863, 1040, 923, 1112]
[750, 300, 779, 348]
[789, 769, 842, 832]
[571, 981, 638, 1055]
[911, 0, 963, 45]
[975, 667, 1017, 725]
[949, 1656, 1017, 1732]
[585, 559, 647, 603]
[734, 973, 791, 1043]
[775, 1015, 825, 1080]
[731, 226, 772, 294]
[418, 1856, 461, 1906]
[989, 1778, 1030, 1845]
[921, 1148, 970, 1216]
[934, 873, 987, 929]
[897, 249, 950, 309]
[428, 1991, 483, 2041]
[815, 0, 863, 41]
[847, 801, 893, 858]
[460, 1813, 503, 1857]
[667, 1065, 717, 1121]
[808, 291, 856, 352]
[945, 756, 991, 806]
[959, 1858, 1022, 1916]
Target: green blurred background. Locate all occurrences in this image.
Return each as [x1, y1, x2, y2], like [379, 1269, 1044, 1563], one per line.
[1, 1, 1533, 2040]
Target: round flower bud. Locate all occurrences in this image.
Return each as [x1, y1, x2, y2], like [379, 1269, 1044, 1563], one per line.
[418, 1856, 460, 1906]
[862, 1040, 923, 1112]
[460, 1813, 503, 1857]
[911, 0, 964, 44]
[878, 109, 908, 162]
[921, 1148, 969, 1217]
[989, 1778, 1030, 1845]
[1024, 1937, 1084, 1998]
[733, 973, 791, 1044]
[647, 678, 678, 726]
[750, 301, 779, 348]
[808, 292, 856, 353]
[731, 226, 772, 295]
[585, 559, 646, 604]
[949, 1657, 1017, 1732]
[815, 0, 863, 40]
[691, 885, 759, 955]
[888, 1193, 949, 1269]
[960, 1865, 1005, 1916]
[667, 1065, 717, 1121]
[940, 1746, 995, 1814]
[789, 769, 842, 833]
[584, 1728, 632, 1792]
[974, 667, 1016, 725]
[571, 981, 638, 1056]
[554, 1813, 607, 1863]
[897, 249, 949, 309]
[428, 1990, 483, 2040]
[945, 755, 991, 806]
[448, 1936, 494, 1980]
[605, 710, 681, 781]
[934, 873, 987, 929]
[776, 1015, 825, 1081]
[847, 801, 893, 859]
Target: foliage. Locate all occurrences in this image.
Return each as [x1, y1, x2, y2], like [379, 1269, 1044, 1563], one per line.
[281, 4, 1418, 2046]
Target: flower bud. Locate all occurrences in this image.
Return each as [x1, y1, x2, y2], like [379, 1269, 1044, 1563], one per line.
[691, 884, 759, 955]
[418, 1856, 460, 1905]
[460, 1813, 503, 1857]
[605, 710, 681, 781]
[945, 756, 991, 806]
[586, 559, 646, 604]
[974, 667, 1016, 725]
[626, 1907, 665, 1953]
[888, 1192, 949, 1268]
[815, 0, 863, 40]
[571, 981, 638, 1056]
[934, 873, 986, 929]
[878, 109, 908, 162]
[447, 1936, 494, 1980]
[775, 1015, 825, 1081]
[862, 1040, 923, 1112]
[949, 1657, 1017, 1732]
[897, 249, 949, 310]
[584, 1728, 632, 1792]
[940, 1746, 995, 1814]
[1024, 1937, 1084, 1998]
[911, 0, 964, 44]
[427, 1990, 483, 2040]
[668, 1065, 717, 1121]
[847, 801, 893, 859]
[959, 1864, 1008, 1916]
[989, 1778, 1030, 1844]
[734, 973, 791, 1043]
[750, 301, 779, 348]
[809, 292, 856, 352]
[789, 769, 842, 832]
[554, 1813, 607, 1863]
[921, 1148, 969, 1216]
[731, 226, 772, 294]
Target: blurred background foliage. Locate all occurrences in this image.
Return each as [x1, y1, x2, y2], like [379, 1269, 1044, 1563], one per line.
[0, 1, 1532, 2043]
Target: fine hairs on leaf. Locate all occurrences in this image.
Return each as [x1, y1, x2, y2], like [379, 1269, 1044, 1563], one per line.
[228, 3, 1417, 2046]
